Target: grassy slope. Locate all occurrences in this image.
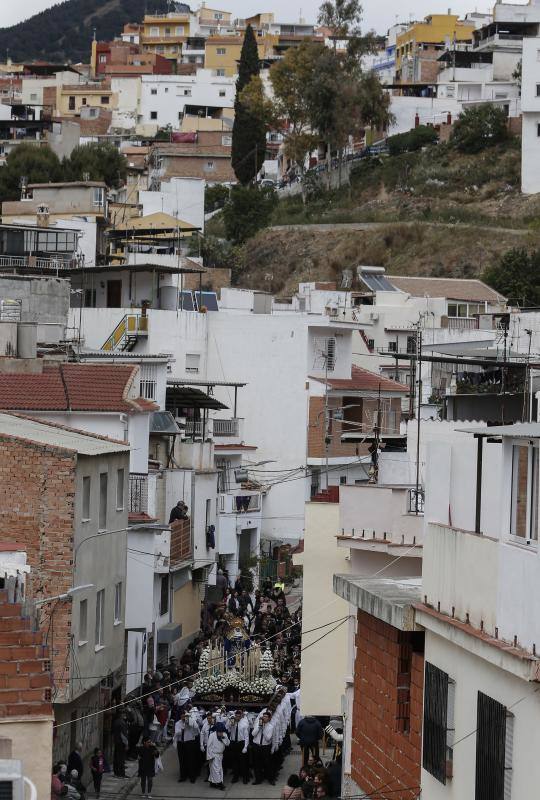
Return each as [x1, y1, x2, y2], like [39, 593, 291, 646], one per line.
[229, 139, 540, 295]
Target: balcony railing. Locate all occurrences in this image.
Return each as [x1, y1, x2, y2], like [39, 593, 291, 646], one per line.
[213, 418, 239, 437]
[0, 254, 79, 271]
[184, 420, 203, 438]
[129, 472, 148, 513]
[443, 316, 479, 330]
[219, 492, 261, 514]
[407, 488, 425, 515]
[170, 518, 192, 566]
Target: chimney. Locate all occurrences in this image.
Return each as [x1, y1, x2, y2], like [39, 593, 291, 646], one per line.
[36, 204, 49, 228]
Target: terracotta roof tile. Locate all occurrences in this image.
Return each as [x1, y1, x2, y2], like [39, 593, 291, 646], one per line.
[310, 365, 409, 393]
[0, 364, 158, 414]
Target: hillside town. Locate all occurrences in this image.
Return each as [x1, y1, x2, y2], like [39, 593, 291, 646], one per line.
[3, 0, 540, 799]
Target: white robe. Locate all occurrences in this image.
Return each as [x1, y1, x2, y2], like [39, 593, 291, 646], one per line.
[206, 731, 230, 785]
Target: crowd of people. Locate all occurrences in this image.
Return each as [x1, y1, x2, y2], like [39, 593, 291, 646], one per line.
[51, 572, 342, 800]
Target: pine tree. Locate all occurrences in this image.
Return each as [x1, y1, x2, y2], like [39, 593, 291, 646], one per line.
[232, 25, 267, 185]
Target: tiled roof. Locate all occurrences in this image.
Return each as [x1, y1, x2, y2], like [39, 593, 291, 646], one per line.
[311, 365, 409, 393]
[0, 364, 158, 413]
[387, 276, 505, 303]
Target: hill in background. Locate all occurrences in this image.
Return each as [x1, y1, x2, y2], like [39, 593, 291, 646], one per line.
[0, 0, 168, 63]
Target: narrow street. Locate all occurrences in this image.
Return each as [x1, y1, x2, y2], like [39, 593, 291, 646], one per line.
[124, 742, 305, 800]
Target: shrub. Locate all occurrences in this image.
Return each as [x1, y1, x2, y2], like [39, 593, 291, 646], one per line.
[387, 125, 438, 156]
[450, 104, 508, 154]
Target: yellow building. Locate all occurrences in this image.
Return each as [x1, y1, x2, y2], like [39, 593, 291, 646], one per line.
[197, 6, 233, 26]
[57, 83, 115, 116]
[396, 14, 475, 84]
[140, 12, 191, 62]
[205, 34, 272, 76]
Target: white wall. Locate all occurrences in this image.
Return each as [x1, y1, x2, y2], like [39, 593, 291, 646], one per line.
[422, 629, 540, 800]
[140, 177, 205, 231]
[111, 77, 141, 131]
[521, 37, 540, 193]
[139, 71, 235, 129]
[388, 96, 461, 135]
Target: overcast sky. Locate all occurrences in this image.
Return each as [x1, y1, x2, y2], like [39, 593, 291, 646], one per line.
[2, 0, 506, 35]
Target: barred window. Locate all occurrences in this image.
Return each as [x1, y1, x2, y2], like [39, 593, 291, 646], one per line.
[423, 662, 455, 784]
[475, 692, 513, 800]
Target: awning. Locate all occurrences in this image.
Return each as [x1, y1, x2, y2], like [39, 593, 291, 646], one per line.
[166, 385, 228, 410]
[150, 411, 181, 435]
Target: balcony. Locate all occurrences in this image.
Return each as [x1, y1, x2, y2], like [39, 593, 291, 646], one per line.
[170, 518, 192, 567]
[218, 491, 262, 514]
[337, 484, 424, 551]
[129, 472, 148, 513]
[0, 254, 79, 272]
[213, 417, 243, 440]
[442, 316, 479, 331]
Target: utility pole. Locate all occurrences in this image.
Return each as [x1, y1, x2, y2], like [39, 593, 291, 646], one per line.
[324, 353, 330, 490]
[368, 385, 382, 484]
[415, 327, 423, 514]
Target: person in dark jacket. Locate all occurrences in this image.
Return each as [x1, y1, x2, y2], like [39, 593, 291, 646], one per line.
[138, 737, 159, 798]
[296, 716, 324, 767]
[112, 712, 128, 777]
[67, 743, 84, 782]
[169, 501, 188, 523]
[90, 749, 105, 799]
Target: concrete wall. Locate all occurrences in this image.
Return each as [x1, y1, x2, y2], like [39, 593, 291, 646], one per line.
[0, 718, 53, 800]
[172, 579, 202, 655]
[71, 452, 129, 700]
[139, 71, 235, 129]
[300, 501, 350, 716]
[140, 177, 205, 231]
[0, 275, 70, 326]
[339, 485, 424, 545]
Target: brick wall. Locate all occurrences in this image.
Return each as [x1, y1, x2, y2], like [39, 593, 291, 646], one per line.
[0, 589, 52, 718]
[0, 436, 76, 685]
[164, 155, 236, 182]
[350, 610, 424, 798]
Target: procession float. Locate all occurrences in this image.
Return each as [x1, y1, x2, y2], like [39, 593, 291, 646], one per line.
[193, 614, 276, 706]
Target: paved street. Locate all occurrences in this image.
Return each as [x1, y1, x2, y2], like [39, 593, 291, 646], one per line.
[124, 740, 313, 800]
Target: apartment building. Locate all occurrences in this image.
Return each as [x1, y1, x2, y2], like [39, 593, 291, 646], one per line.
[150, 131, 235, 183]
[417, 422, 540, 799]
[140, 10, 193, 63]
[0, 413, 130, 758]
[396, 14, 476, 84]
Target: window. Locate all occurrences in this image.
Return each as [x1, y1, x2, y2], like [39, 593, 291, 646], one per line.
[537, 49, 540, 61]
[388, 340, 398, 353]
[183, 89, 191, 96]
[159, 574, 169, 616]
[475, 692, 513, 800]
[423, 663, 455, 784]
[217, 47, 226, 55]
[88, 108, 98, 118]
[79, 599, 88, 644]
[100, 96, 109, 104]
[68, 95, 75, 111]
[214, 12, 223, 19]
[150, 111, 158, 120]
[175, 25, 185, 35]
[151, 88, 158, 95]
[510, 444, 538, 541]
[205, 160, 215, 171]
[165, 87, 169, 93]
[219, 89, 226, 97]
[536, 84, 540, 97]
[537, 122, 540, 138]
[93, 187, 104, 207]
[217, 458, 231, 492]
[30, 92, 38, 101]
[205, 497, 212, 530]
[116, 468, 125, 510]
[222, 135, 232, 146]
[140, 363, 157, 399]
[165, 27, 171, 36]
[185, 353, 200, 373]
[150, 26, 159, 36]
[216, 68, 225, 76]
[406, 334, 417, 354]
[114, 582, 122, 623]
[99, 472, 108, 530]
[82, 476, 91, 521]
[95, 589, 105, 648]
[82, 97, 87, 105]
[99, 54, 107, 63]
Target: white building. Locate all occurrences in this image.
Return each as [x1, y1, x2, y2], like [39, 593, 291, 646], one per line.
[139, 177, 205, 231]
[418, 421, 540, 799]
[521, 35, 540, 193]
[138, 70, 235, 134]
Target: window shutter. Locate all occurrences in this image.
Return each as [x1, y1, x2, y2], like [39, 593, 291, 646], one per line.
[504, 713, 514, 800]
[423, 662, 449, 784]
[475, 692, 507, 800]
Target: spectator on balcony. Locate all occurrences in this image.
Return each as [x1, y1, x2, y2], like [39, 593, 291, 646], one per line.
[169, 501, 189, 524]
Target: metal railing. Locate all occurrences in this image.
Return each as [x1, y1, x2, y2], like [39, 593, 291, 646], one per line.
[213, 418, 239, 437]
[218, 493, 261, 513]
[102, 314, 149, 352]
[0, 254, 78, 271]
[444, 316, 479, 330]
[184, 420, 203, 438]
[129, 473, 148, 513]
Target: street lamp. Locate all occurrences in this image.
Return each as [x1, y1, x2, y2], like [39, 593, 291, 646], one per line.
[34, 584, 94, 607]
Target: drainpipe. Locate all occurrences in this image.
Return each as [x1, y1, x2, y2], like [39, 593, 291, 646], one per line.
[475, 434, 483, 534]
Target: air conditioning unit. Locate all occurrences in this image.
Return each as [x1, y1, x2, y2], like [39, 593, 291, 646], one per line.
[0, 760, 25, 800]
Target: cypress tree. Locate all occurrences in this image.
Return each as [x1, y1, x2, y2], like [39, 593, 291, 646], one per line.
[231, 24, 267, 185]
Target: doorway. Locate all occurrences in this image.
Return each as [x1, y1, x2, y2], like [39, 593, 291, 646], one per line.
[106, 280, 122, 308]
